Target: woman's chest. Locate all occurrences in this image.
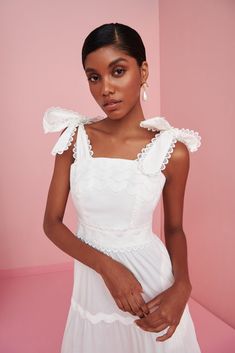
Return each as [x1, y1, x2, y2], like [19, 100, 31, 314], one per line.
[70, 158, 166, 207]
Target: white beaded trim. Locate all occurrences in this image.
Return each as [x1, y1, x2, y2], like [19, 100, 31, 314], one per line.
[84, 125, 162, 162]
[72, 123, 91, 162]
[174, 127, 201, 152]
[136, 130, 163, 162]
[136, 126, 201, 176]
[83, 126, 94, 157]
[55, 123, 79, 155]
[160, 137, 178, 171]
[75, 123, 201, 166]
[72, 142, 77, 161]
[136, 130, 167, 176]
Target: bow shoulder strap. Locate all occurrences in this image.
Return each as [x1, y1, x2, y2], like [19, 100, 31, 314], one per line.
[138, 116, 202, 176]
[43, 106, 105, 155]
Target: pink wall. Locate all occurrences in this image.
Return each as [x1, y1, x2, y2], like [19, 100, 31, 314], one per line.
[3, 0, 234, 331]
[159, 0, 235, 328]
[0, 1, 160, 268]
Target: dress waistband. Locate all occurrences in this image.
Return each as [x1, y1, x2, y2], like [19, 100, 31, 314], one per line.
[76, 221, 155, 253]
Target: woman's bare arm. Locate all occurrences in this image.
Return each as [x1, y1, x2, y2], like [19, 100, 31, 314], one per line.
[43, 129, 112, 274]
[134, 141, 193, 337]
[43, 129, 149, 317]
[162, 141, 192, 289]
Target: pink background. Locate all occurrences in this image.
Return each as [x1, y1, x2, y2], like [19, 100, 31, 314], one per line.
[1, 0, 234, 331]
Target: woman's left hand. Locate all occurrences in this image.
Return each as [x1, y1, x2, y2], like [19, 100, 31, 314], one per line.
[134, 281, 192, 342]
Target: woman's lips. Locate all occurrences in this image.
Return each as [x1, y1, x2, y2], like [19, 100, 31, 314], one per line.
[104, 101, 122, 111]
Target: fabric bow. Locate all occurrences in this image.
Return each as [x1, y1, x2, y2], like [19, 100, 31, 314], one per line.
[139, 117, 173, 132]
[140, 116, 201, 152]
[42, 106, 106, 155]
[43, 106, 105, 133]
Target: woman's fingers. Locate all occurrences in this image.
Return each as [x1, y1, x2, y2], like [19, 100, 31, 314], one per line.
[140, 323, 169, 333]
[136, 295, 150, 316]
[135, 317, 169, 332]
[135, 312, 164, 329]
[125, 290, 149, 317]
[127, 293, 143, 316]
[132, 291, 149, 316]
[120, 296, 136, 315]
[156, 325, 177, 341]
[146, 295, 162, 312]
[116, 291, 149, 317]
[116, 298, 125, 312]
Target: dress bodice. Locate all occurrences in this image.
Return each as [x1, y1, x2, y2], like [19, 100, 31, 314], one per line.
[43, 107, 201, 252]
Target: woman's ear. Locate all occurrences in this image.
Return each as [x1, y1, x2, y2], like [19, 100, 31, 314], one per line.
[140, 61, 149, 83]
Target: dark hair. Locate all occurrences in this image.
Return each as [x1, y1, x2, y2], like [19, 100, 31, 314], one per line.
[81, 23, 146, 69]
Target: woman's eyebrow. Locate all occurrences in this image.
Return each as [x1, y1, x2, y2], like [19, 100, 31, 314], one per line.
[85, 57, 128, 73]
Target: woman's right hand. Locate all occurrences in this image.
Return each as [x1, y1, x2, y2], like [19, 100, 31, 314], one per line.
[100, 258, 150, 318]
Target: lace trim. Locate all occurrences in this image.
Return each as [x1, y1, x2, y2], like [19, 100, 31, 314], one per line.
[72, 124, 89, 162]
[173, 127, 201, 152]
[142, 125, 162, 132]
[141, 123, 201, 153]
[56, 123, 79, 155]
[77, 234, 154, 254]
[136, 130, 166, 164]
[72, 142, 77, 161]
[135, 130, 168, 177]
[71, 299, 135, 325]
[160, 137, 178, 171]
[83, 126, 94, 157]
[83, 124, 166, 162]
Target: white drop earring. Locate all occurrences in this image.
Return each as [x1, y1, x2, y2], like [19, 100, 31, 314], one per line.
[141, 82, 149, 101]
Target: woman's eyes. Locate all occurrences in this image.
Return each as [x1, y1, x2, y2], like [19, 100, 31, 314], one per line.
[114, 67, 126, 76]
[87, 67, 126, 82]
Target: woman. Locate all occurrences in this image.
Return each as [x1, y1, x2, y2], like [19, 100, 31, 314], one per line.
[43, 22, 202, 352]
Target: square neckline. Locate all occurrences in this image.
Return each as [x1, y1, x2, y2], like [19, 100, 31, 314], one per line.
[81, 123, 163, 163]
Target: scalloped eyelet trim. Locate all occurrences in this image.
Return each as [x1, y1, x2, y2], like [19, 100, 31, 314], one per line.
[56, 123, 79, 155]
[83, 125, 164, 161]
[136, 130, 167, 176]
[136, 130, 163, 162]
[83, 126, 94, 157]
[72, 123, 90, 162]
[173, 127, 202, 152]
[160, 137, 178, 171]
[72, 142, 77, 161]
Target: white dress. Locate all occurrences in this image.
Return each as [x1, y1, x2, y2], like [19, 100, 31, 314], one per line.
[43, 107, 202, 353]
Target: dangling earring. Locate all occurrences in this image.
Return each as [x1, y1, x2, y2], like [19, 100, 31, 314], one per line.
[141, 82, 149, 101]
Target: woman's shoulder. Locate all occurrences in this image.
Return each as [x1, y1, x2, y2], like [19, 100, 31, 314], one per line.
[164, 139, 189, 176]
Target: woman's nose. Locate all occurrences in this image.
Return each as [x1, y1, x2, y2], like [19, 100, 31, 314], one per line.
[101, 77, 114, 95]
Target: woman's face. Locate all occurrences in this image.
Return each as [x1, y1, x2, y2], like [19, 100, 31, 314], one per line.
[84, 45, 148, 118]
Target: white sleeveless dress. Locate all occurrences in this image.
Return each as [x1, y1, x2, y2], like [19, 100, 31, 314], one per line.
[43, 107, 202, 353]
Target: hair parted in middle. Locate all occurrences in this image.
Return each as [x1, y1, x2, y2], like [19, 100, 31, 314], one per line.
[81, 23, 147, 69]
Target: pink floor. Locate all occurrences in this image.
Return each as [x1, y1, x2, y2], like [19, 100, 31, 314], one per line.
[1, 265, 235, 353]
